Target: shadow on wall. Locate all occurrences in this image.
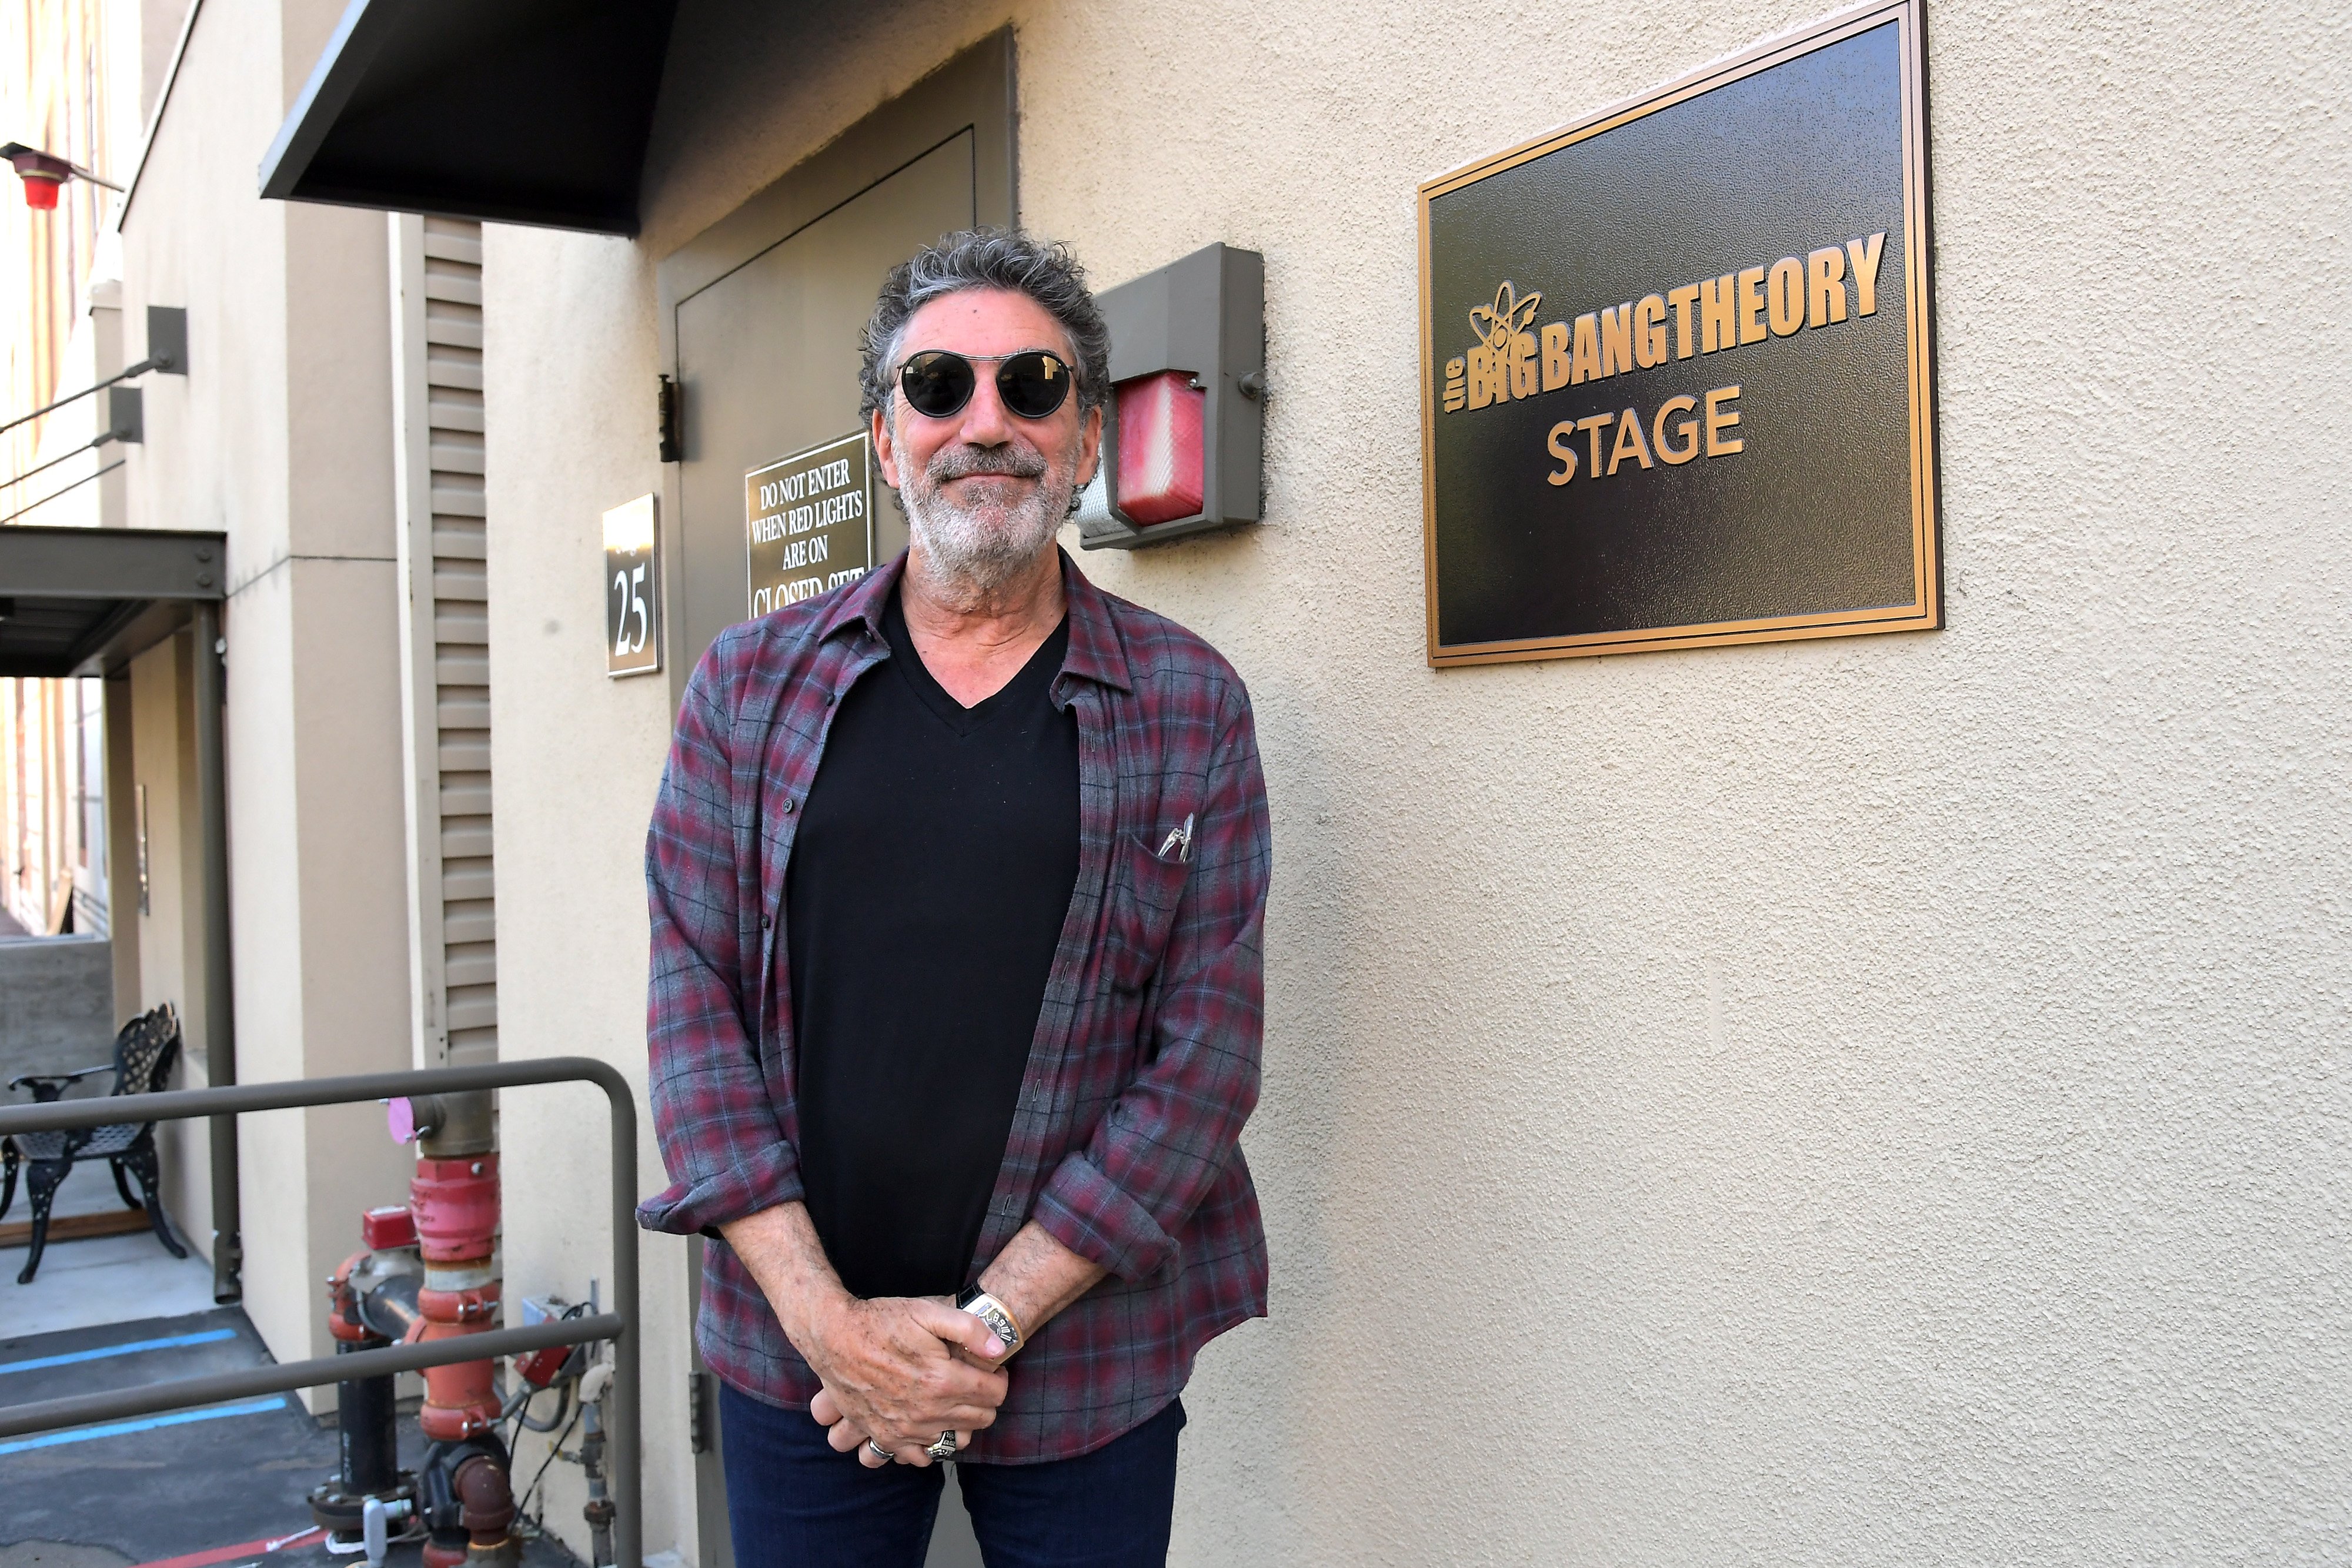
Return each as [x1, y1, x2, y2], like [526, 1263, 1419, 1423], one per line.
[0, 935, 115, 1086]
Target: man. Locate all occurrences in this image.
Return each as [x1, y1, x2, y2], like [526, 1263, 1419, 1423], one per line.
[637, 229, 1272, 1567]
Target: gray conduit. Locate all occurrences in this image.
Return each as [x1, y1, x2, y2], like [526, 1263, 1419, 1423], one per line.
[191, 598, 240, 1303]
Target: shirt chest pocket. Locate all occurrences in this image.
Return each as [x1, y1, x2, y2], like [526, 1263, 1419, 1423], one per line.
[1102, 825, 1194, 995]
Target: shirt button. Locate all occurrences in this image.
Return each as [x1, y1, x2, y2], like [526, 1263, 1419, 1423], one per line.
[783, 798, 796, 813]
[760, 914, 772, 929]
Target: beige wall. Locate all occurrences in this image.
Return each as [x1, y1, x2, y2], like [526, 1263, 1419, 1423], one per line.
[466, 0, 2352, 1562]
[113, 0, 417, 1391]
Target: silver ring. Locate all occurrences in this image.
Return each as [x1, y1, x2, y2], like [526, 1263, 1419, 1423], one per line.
[866, 1437, 894, 1463]
[926, 1430, 958, 1461]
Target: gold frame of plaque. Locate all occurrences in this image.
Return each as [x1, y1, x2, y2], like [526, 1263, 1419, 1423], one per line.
[1416, 0, 1940, 666]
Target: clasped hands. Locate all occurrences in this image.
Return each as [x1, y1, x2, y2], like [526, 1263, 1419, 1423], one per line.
[801, 1293, 1011, 1469]
[724, 1204, 1102, 1472]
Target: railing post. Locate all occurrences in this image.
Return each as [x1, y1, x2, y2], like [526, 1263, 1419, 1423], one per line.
[608, 1066, 641, 1568]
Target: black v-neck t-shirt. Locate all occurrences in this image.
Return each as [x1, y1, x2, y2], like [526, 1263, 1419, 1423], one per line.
[786, 589, 1080, 1300]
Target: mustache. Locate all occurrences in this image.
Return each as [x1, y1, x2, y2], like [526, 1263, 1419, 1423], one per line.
[925, 444, 1049, 483]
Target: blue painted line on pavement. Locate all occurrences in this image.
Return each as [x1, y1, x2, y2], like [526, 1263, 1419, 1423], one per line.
[0, 1327, 238, 1375]
[0, 1395, 287, 1455]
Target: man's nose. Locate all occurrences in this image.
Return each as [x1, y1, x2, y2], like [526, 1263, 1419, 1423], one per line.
[956, 364, 1015, 445]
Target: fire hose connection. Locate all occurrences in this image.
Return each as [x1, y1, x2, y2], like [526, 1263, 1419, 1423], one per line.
[315, 1091, 517, 1568]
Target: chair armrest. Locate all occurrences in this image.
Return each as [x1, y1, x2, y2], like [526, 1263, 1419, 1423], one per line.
[8, 1063, 118, 1098]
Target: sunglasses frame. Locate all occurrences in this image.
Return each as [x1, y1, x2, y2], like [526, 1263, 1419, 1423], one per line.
[894, 349, 1079, 422]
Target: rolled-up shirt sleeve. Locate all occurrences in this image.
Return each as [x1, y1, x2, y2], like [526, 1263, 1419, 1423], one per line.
[636, 641, 803, 1236]
[1034, 683, 1269, 1282]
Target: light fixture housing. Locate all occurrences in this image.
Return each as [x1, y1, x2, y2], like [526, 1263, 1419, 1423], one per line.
[5, 146, 67, 208]
[1075, 243, 1265, 550]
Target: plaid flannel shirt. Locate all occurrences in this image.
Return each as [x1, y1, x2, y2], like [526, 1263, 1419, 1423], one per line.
[636, 550, 1271, 1463]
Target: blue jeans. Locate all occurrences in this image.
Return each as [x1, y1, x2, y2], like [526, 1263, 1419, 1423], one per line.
[719, 1380, 1185, 1568]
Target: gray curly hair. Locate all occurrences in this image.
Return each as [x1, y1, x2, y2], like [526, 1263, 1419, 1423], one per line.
[858, 229, 1112, 424]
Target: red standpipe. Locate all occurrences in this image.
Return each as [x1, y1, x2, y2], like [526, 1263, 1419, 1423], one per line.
[409, 1152, 505, 1443]
[390, 1092, 517, 1568]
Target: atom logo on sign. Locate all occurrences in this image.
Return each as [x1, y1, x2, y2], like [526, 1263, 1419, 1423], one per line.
[1442, 280, 1543, 413]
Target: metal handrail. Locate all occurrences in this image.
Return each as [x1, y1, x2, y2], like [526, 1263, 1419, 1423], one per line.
[0, 1057, 641, 1568]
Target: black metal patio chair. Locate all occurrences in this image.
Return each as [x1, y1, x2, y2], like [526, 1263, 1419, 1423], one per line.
[1, 1002, 188, 1283]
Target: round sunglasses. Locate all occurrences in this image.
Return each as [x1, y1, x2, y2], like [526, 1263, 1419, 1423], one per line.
[896, 349, 1077, 421]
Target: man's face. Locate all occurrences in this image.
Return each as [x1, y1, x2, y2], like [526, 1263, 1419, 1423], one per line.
[871, 286, 1102, 587]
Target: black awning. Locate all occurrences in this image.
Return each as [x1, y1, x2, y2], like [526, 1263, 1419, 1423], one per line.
[0, 527, 226, 677]
[259, 0, 680, 235]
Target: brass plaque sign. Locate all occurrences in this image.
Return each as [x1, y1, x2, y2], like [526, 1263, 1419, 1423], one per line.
[602, 494, 661, 678]
[745, 432, 876, 619]
[1418, 0, 1939, 664]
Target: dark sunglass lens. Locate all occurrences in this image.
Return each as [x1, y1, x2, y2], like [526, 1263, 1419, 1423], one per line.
[997, 352, 1074, 419]
[900, 352, 975, 417]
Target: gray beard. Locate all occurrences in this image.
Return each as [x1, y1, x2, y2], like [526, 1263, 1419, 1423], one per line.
[900, 440, 1078, 603]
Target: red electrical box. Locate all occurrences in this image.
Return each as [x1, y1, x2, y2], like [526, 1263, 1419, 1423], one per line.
[515, 1343, 573, 1389]
[360, 1205, 417, 1251]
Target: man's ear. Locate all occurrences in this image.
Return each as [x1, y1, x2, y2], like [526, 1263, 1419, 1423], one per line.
[1077, 401, 1104, 489]
[871, 405, 901, 489]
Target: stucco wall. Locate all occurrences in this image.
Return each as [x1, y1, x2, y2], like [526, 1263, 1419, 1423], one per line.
[486, 0, 2352, 1562]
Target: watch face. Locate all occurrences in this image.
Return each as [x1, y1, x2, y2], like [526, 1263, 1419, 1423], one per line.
[958, 1292, 1020, 1348]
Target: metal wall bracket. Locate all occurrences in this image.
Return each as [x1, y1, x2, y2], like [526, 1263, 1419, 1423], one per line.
[105, 386, 143, 444]
[657, 375, 681, 463]
[145, 306, 188, 374]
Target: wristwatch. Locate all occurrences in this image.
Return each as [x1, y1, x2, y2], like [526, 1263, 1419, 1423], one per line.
[956, 1286, 1025, 1361]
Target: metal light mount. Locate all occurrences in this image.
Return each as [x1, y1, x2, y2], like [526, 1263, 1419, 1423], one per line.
[1075, 243, 1266, 550]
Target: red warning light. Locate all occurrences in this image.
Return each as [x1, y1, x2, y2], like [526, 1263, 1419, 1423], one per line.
[5, 146, 74, 210]
[1113, 370, 1206, 526]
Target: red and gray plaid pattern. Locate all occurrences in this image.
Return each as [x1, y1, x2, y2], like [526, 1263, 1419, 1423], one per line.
[637, 550, 1270, 1463]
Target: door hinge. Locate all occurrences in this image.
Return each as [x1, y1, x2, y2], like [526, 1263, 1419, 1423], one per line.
[687, 1368, 711, 1453]
[657, 374, 682, 464]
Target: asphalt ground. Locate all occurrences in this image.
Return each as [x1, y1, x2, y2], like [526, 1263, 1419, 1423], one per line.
[0, 1309, 582, 1568]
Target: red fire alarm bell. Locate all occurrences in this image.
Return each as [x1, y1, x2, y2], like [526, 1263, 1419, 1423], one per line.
[1075, 243, 1265, 549]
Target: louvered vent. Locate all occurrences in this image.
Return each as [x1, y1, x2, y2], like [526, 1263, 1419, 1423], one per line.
[393, 216, 497, 1067]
